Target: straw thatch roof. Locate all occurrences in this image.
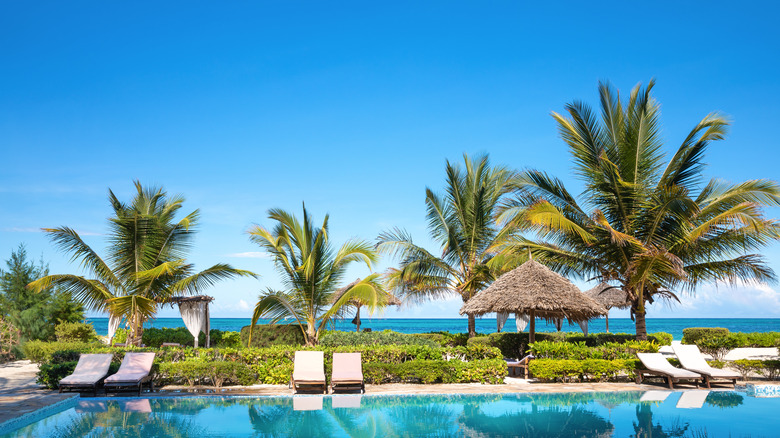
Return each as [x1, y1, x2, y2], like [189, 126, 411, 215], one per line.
[332, 279, 402, 306]
[583, 282, 630, 310]
[459, 260, 607, 322]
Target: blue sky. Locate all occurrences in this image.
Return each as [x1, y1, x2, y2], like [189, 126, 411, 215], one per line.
[1, 1, 779, 320]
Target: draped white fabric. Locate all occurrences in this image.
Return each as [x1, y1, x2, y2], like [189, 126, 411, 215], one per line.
[496, 312, 510, 332]
[108, 314, 122, 341]
[554, 318, 563, 331]
[179, 302, 207, 347]
[578, 321, 589, 336]
[515, 314, 529, 332]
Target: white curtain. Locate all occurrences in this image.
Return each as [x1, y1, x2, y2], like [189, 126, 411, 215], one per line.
[496, 312, 510, 332]
[179, 301, 206, 347]
[554, 318, 563, 331]
[515, 314, 530, 332]
[108, 314, 123, 341]
[578, 321, 589, 336]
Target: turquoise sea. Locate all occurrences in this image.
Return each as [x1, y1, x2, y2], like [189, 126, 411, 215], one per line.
[85, 317, 780, 340]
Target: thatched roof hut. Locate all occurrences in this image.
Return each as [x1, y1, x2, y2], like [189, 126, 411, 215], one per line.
[333, 279, 401, 332]
[583, 282, 629, 333]
[460, 260, 607, 341]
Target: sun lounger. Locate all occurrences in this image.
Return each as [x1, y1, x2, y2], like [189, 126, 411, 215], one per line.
[672, 344, 740, 388]
[330, 352, 365, 393]
[291, 351, 327, 394]
[636, 353, 703, 389]
[104, 352, 155, 395]
[506, 354, 535, 379]
[58, 353, 113, 395]
[676, 390, 710, 409]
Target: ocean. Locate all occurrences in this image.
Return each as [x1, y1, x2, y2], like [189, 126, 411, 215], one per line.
[85, 317, 780, 340]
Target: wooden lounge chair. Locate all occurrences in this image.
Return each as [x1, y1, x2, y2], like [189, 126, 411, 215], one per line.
[636, 353, 703, 389]
[104, 352, 156, 395]
[331, 352, 365, 393]
[59, 353, 114, 396]
[506, 354, 534, 379]
[291, 351, 327, 394]
[672, 344, 740, 388]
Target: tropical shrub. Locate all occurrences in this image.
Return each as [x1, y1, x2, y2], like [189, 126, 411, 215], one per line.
[732, 359, 780, 381]
[412, 332, 472, 347]
[239, 325, 305, 348]
[54, 322, 97, 343]
[682, 328, 730, 345]
[530, 340, 658, 360]
[158, 359, 254, 387]
[320, 330, 439, 348]
[23, 340, 99, 363]
[467, 331, 667, 359]
[529, 359, 632, 382]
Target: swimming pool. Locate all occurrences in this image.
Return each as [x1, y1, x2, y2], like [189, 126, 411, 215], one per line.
[1, 391, 776, 437]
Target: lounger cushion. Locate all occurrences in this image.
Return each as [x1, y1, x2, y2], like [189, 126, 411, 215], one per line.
[637, 353, 701, 379]
[292, 351, 326, 384]
[672, 345, 740, 379]
[331, 353, 363, 384]
[60, 354, 113, 385]
[105, 352, 155, 384]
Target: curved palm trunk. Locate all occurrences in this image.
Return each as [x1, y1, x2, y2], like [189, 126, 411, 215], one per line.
[306, 317, 317, 346]
[634, 308, 648, 341]
[354, 305, 361, 332]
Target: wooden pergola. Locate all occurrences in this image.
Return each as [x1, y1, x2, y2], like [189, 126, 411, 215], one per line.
[167, 295, 214, 348]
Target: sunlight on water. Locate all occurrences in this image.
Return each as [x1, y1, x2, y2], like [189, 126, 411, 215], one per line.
[2, 391, 778, 437]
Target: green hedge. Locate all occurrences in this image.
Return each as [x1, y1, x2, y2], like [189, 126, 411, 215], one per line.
[682, 327, 730, 344]
[320, 330, 439, 348]
[411, 332, 472, 347]
[239, 325, 305, 348]
[466, 332, 671, 359]
[732, 359, 780, 381]
[528, 359, 633, 382]
[33, 342, 506, 389]
[530, 340, 659, 360]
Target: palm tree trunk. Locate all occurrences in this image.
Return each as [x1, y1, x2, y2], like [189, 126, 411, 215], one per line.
[467, 314, 476, 338]
[307, 318, 317, 346]
[355, 306, 361, 332]
[634, 306, 648, 341]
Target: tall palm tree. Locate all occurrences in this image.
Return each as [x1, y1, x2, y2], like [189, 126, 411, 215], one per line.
[498, 80, 780, 339]
[247, 204, 390, 346]
[377, 154, 516, 337]
[29, 181, 255, 345]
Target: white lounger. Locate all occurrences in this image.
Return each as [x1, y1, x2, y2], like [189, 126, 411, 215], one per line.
[672, 344, 740, 388]
[59, 353, 113, 395]
[291, 351, 327, 394]
[104, 352, 155, 395]
[636, 353, 703, 389]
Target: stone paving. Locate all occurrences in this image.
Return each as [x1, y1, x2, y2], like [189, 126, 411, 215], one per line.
[0, 360, 78, 426]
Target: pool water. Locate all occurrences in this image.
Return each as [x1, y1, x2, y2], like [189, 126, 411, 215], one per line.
[1, 391, 776, 437]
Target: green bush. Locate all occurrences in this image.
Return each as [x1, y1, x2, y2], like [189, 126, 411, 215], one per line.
[239, 325, 305, 348]
[530, 340, 658, 360]
[23, 340, 99, 363]
[159, 359, 255, 387]
[112, 328, 128, 344]
[54, 322, 97, 343]
[320, 330, 439, 348]
[696, 333, 743, 360]
[528, 358, 633, 382]
[412, 332, 473, 347]
[682, 327, 730, 344]
[564, 332, 673, 346]
[733, 359, 780, 381]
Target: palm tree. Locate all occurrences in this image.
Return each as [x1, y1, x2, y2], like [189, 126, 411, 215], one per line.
[498, 80, 780, 340]
[29, 181, 255, 345]
[247, 204, 390, 346]
[377, 154, 516, 337]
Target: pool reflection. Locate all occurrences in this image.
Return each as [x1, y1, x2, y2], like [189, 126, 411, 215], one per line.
[0, 391, 759, 438]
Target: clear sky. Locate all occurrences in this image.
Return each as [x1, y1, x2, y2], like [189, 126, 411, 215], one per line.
[1, 1, 779, 320]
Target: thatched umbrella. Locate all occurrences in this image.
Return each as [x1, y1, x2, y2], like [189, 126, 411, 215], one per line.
[584, 282, 630, 333]
[459, 260, 607, 342]
[333, 279, 402, 332]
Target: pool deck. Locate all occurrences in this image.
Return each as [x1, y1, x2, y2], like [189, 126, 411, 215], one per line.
[0, 359, 757, 427]
[0, 360, 78, 426]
